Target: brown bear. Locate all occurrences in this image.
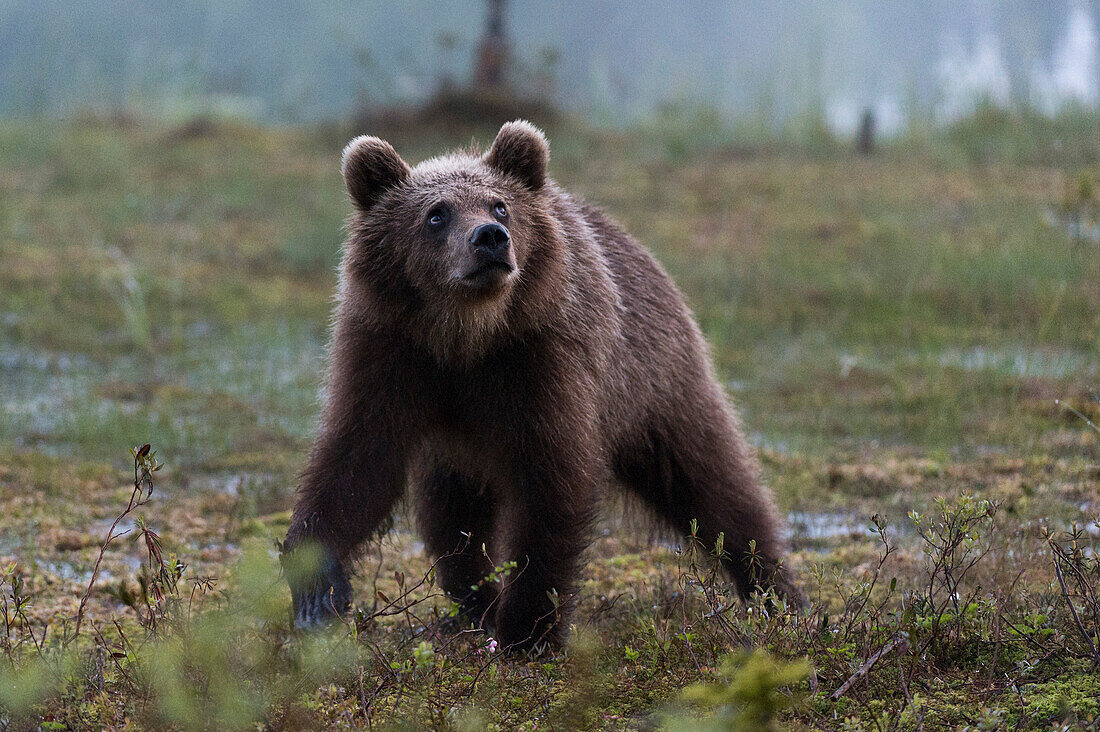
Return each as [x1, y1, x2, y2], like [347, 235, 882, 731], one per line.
[282, 120, 802, 651]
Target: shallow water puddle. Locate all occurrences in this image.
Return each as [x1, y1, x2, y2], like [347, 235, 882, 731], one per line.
[0, 322, 325, 450]
[936, 345, 1097, 379]
[785, 510, 916, 553]
[1044, 207, 1100, 243]
[787, 511, 871, 542]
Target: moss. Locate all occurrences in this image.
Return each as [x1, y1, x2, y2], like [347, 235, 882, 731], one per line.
[1023, 670, 1100, 725]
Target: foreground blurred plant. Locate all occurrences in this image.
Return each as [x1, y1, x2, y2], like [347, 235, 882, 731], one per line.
[4, 446, 1100, 728]
[671, 649, 810, 731]
[1, 562, 40, 664]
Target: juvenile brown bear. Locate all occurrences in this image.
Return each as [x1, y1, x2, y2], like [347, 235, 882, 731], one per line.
[283, 120, 802, 650]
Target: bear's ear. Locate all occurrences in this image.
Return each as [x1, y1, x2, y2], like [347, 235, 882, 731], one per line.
[341, 136, 410, 210]
[484, 120, 549, 190]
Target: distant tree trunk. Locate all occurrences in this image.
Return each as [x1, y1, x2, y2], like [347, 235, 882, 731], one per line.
[475, 0, 510, 90]
[856, 109, 875, 155]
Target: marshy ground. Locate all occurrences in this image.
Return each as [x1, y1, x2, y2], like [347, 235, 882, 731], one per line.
[1, 116, 1098, 729]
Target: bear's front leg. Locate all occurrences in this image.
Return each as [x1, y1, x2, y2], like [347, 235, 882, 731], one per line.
[283, 428, 406, 629]
[493, 449, 598, 653]
[282, 330, 411, 629]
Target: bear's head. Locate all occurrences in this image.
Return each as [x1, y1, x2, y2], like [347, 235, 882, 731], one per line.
[339, 120, 563, 360]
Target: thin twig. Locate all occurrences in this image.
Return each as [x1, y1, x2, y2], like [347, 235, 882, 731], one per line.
[72, 446, 158, 641]
[1052, 554, 1100, 666]
[1056, 399, 1100, 435]
[830, 634, 908, 701]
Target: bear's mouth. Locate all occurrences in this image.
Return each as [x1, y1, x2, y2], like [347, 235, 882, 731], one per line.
[461, 260, 515, 286]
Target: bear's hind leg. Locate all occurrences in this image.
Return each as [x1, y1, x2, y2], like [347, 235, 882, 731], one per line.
[616, 405, 803, 607]
[416, 466, 499, 628]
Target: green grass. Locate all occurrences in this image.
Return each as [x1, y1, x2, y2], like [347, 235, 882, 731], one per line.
[0, 115, 1098, 729]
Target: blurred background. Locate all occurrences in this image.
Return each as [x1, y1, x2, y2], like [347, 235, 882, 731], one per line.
[2, 0, 1098, 480]
[3, 0, 1100, 133]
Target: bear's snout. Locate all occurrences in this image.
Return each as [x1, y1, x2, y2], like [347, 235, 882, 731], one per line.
[468, 222, 510, 256]
[461, 222, 515, 288]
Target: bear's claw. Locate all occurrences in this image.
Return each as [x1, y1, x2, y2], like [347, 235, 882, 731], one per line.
[283, 544, 353, 629]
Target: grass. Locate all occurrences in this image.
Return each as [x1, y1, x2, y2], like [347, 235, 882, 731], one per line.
[0, 113, 1098, 729]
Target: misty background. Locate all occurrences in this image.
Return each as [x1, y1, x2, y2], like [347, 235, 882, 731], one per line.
[2, 0, 1097, 134]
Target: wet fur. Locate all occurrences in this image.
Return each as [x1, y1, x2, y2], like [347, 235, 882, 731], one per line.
[283, 120, 803, 650]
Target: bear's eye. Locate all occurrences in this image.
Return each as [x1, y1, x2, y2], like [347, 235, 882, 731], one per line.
[426, 206, 448, 229]
[493, 202, 508, 219]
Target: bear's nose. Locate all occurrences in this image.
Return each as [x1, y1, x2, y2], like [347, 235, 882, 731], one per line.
[469, 222, 510, 254]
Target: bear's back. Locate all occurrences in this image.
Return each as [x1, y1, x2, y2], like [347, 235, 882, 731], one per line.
[567, 199, 716, 440]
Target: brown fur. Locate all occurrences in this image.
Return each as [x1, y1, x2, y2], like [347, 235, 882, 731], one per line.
[283, 120, 803, 650]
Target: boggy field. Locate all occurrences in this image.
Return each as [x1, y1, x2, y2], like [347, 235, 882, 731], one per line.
[1, 117, 1098, 729]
